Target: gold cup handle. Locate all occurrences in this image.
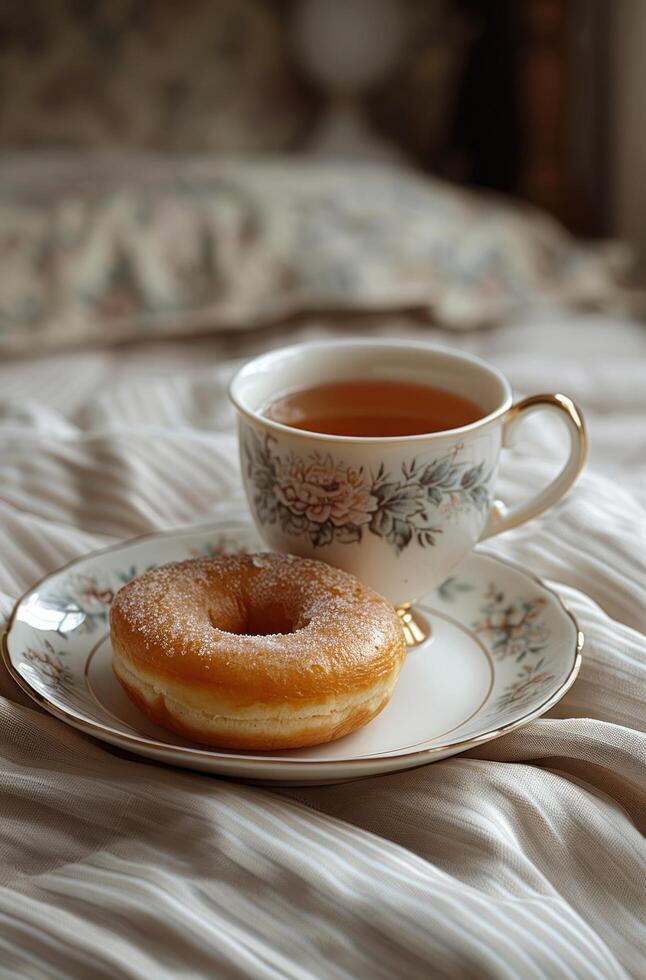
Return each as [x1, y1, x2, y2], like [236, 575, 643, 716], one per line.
[480, 393, 587, 540]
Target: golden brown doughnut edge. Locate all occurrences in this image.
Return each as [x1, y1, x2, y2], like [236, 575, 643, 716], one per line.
[109, 553, 406, 751]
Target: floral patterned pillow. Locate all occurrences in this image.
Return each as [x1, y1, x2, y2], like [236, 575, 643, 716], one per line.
[0, 156, 630, 354]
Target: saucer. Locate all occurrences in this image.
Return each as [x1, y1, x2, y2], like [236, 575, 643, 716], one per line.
[3, 514, 582, 785]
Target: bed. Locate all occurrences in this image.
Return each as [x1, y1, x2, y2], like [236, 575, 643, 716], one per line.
[0, 158, 645, 975]
[0, 5, 644, 974]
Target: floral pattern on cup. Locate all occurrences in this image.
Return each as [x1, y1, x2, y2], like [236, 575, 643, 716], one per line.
[244, 431, 491, 554]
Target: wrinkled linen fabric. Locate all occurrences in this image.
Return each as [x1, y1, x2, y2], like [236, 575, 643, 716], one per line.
[0, 310, 645, 979]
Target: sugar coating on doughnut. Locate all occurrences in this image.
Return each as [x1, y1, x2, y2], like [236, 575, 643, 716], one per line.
[110, 553, 405, 704]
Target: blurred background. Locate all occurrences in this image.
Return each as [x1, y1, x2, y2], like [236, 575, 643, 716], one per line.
[0, 0, 643, 357]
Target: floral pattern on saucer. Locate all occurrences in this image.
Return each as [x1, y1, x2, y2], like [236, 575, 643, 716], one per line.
[24, 638, 74, 695]
[473, 584, 549, 662]
[495, 661, 556, 711]
[436, 576, 475, 602]
[40, 534, 248, 639]
[244, 431, 491, 554]
[471, 582, 555, 711]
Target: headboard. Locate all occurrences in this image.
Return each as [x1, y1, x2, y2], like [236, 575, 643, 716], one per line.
[0, 0, 608, 234]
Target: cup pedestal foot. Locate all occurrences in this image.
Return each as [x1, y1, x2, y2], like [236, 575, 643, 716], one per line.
[396, 603, 432, 648]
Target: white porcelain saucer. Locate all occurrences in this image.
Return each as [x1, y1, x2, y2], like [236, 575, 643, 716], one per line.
[3, 515, 582, 785]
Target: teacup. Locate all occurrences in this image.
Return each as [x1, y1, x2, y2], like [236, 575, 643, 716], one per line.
[229, 339, 585, 610]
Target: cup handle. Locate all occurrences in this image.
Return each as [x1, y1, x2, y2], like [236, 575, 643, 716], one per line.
[479, 393, 587, 540]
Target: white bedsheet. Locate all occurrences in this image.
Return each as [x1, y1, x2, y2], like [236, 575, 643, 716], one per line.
[1, 310, 645, 979]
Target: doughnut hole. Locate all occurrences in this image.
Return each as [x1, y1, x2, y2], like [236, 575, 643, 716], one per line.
[241, 600, 299, 637]
[208, 599, 303, 637]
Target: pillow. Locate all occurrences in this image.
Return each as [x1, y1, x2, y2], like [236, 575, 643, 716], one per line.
[0, 156, 631, 354]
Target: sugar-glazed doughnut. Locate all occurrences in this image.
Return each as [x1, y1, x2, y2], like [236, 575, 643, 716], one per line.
[109, 553, 406, 750]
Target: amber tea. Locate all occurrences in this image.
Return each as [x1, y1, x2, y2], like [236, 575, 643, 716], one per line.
[263, 379, 483, 437]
